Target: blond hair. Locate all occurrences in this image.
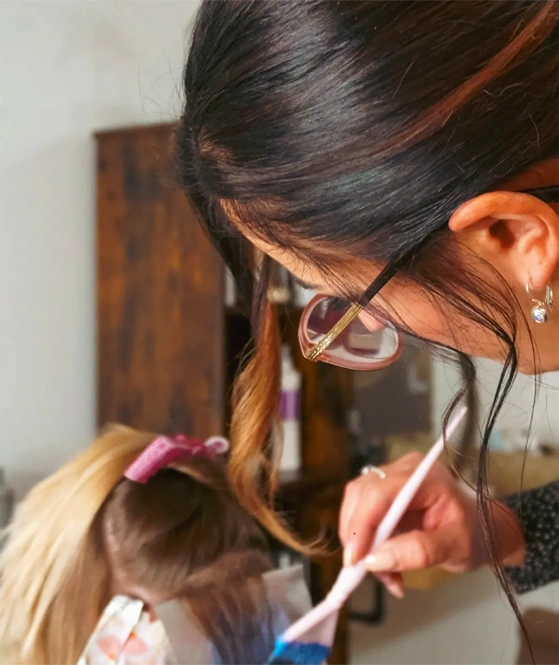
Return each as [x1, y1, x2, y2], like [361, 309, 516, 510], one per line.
[0, 425, 271, 664]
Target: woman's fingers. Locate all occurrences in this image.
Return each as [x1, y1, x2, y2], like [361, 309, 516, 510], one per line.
[339, 477, 361, 548]
[364, 524, 467, 573]
[342, 460, 438, 563]
[341, 473, 402, 562]
[340, 457, 424, 547]
[339, 453, 471, 571]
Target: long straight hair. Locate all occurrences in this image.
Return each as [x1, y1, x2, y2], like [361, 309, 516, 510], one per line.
[176, 0, 558, 646]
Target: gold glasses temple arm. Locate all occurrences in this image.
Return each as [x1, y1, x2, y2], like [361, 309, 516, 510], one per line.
[305, 302, 363, 362]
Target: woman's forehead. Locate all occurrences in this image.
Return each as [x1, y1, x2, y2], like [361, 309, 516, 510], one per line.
[253, 235, 321, 284]
[221, 197, 334, 282]
[249, 232, 381, 300]
[221, 199, 380, 295]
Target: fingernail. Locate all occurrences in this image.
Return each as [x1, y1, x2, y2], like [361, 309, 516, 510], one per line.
[377, 573, 405, 599]
[365, 549, 396, 572]
[343, 542, 354, 567]
[386, 580, 405, 599]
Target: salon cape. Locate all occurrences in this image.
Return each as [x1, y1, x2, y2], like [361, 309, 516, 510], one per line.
[77, 565, 311, 665]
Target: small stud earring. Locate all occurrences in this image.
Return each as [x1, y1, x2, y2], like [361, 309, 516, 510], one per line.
[526, 281, 554, 324]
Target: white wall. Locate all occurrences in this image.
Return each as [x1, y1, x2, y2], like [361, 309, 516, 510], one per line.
[432, 358, 559, 448]
[0, 0, 200, 498]
[351, 568, 558, 665]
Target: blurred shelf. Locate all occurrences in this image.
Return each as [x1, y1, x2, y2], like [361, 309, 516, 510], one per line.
[225, 303, 304, 323]
[388, 434, 559, 494]
[487, 451, 559, 495]
[279, 469, 345, 495]
[402, 568, 457, 591]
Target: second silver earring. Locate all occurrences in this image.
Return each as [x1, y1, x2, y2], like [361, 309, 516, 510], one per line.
[526, 281, 554, 324]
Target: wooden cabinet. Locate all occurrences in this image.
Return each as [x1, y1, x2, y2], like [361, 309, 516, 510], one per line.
[96, 123, 351, 663]
[96, 124, 224, 437]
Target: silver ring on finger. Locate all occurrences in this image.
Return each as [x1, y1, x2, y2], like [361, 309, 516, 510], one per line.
[360, 464, 387, 480]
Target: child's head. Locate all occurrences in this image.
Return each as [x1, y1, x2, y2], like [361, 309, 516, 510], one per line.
[100, 436, 269, 607]
[0, 426, 273, 664]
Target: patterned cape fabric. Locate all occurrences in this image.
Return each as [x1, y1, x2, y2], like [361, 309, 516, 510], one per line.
[77, 596, 174, 665]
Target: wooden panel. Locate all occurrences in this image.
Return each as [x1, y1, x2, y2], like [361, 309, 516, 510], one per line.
[96, 125, 224, 436]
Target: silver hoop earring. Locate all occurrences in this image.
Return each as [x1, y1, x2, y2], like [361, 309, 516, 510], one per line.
[526, 281, 554, 324]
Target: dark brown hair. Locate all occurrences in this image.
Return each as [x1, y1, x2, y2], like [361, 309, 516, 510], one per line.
[175, 0, 558, 653]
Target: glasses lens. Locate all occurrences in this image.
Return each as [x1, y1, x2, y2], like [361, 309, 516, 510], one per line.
[300, 297, 401, 370]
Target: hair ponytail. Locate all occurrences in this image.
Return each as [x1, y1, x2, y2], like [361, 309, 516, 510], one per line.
[0, 426, 154, 664]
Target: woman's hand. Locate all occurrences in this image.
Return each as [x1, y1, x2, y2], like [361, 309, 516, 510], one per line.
[339, 453, 525, 597]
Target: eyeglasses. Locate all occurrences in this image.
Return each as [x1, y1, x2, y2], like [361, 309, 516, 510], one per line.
[298, 186, 559, 371]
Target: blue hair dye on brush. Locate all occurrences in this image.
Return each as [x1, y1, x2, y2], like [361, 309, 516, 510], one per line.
[269, 639, 329, 665]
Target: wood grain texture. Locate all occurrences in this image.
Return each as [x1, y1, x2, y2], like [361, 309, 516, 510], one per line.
[96, 124, 224, 437]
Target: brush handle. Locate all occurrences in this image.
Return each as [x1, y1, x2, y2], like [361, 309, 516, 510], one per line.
[372, 405, 467, 551]
[281, 407, 467, 641]
[327, 405, 468, 606]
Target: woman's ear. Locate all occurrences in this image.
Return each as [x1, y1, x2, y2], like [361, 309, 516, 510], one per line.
[449, 191, 559, 290]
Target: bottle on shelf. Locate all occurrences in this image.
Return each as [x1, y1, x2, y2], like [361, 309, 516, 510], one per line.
[279, 344, 302, 473]
[224, 267, 237, 308]
[267, 261, 292, 304]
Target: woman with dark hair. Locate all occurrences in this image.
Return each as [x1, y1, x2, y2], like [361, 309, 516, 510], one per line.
[176, 0, 558, 618]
